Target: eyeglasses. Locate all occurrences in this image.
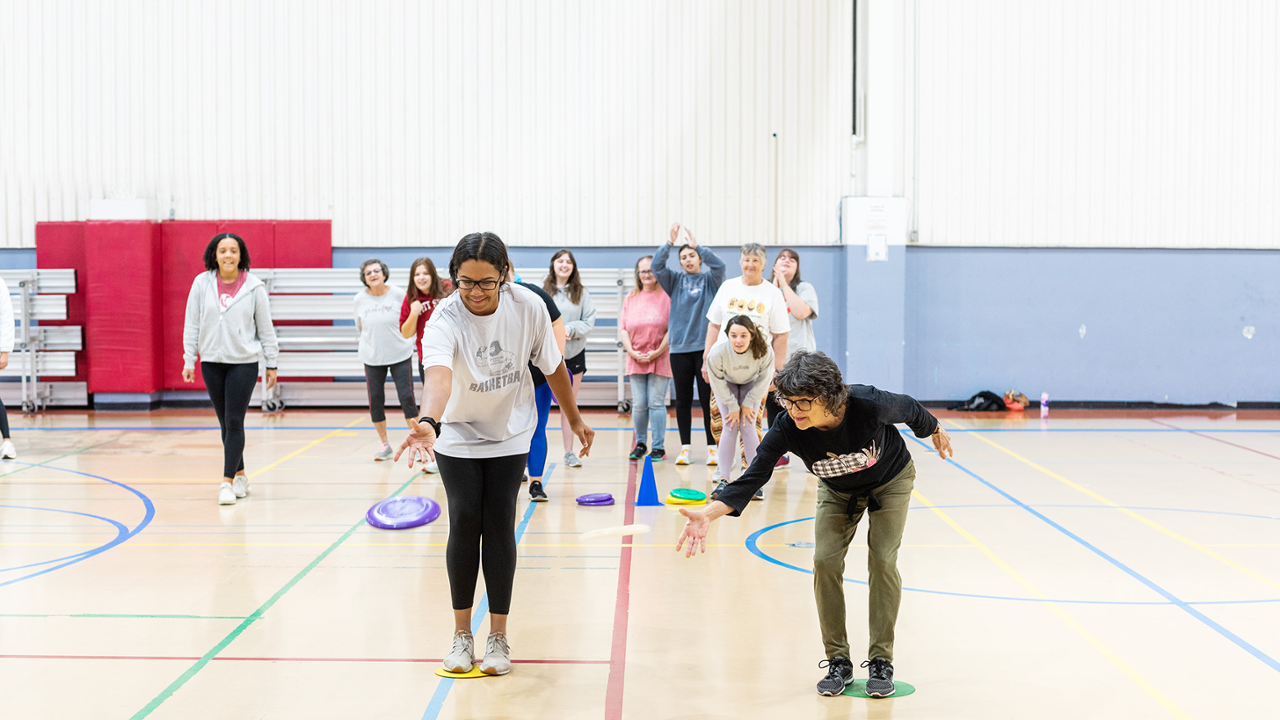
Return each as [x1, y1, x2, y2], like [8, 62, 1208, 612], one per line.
[363, 268, 383, 277]
[638, 269, 655, 276]
[456, 277, 501, 291]
[775, 396, 815, 412]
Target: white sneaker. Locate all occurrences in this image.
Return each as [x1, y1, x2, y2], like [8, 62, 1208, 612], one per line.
[705, 453, 718, 467]
[710, 468, 723, 483]
[443, 630, 475, 672]
[675, 448, 691, 465]
[479, 632, 511, 675]
[423, 460, 439, 474]
[374, 443, 394, 461]
[232, 473, 250, 498]
[563, 451, 583, 468]
[218, 482, 236, 505]
[0, 439, 15, 459]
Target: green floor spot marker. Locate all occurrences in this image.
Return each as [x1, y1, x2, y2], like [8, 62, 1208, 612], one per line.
[669, 488, 707, 501]
[843, 680, 917, 698]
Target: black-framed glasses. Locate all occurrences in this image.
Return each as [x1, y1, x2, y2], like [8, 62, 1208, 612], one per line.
[775, 396, 815, 412]
[456, 277, 501, 291]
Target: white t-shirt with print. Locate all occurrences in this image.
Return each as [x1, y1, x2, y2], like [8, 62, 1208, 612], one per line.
[705, 276, 790, 348]
[420, 283, 564, 459]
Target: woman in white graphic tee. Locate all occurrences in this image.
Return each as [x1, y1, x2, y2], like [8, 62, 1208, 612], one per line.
[395, 232, 594, 678]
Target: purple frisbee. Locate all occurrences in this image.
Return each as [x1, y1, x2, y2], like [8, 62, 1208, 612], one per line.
[576, 493, 614, 504]
[578, 498, 615, 506]
[367, 496, 441, 530]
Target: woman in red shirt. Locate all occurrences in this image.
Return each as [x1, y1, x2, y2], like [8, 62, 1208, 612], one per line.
[400, 256, 450, 471]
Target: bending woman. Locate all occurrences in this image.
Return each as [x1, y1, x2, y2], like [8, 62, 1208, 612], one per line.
[182, 233, 279, 505]
[397, 232, 594, 676]
[356, 258, 418, 461]
[705, 316, 773, 501]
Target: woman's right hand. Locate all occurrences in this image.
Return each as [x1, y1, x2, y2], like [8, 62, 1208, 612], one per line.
[700, 364, 710, 383]
[676, 508, 711, 557]
[723, 411, 739, 430]
[410, 300, 424, 315]
[394, 418, 437, 466]
[182, 368, 195, 383]
[669, 222, 680, 245]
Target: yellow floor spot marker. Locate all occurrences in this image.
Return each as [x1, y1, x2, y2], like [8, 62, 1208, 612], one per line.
[913, 486, 1192, 720]
[950, 419, 1280, 593]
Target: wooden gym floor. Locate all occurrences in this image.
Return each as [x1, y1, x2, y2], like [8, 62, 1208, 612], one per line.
[1, 408, 1278, 719]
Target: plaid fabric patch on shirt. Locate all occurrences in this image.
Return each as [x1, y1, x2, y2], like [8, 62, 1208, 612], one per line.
[810, 441, 880, 479]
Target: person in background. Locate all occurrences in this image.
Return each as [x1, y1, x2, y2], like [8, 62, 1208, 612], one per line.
[653, 223, 726, 467]
[356, 258, 418, 461]
[0, 277, 17, 460]
[544, 249, 596, 468]
[619, 255, 672, 462]
[506, 265, 567, 502]
[705, 316, 773, 501]
[766, 248, 820, 467]
[400, 257, 450, 473]
[181, 232, 280, 505]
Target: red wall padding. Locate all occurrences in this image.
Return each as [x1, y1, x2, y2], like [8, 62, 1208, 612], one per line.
[85, 222, 164, 393]
[35, 223, 88, 382]
[273, 221, 332, 268]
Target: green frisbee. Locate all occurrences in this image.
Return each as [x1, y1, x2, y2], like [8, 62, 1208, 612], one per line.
[669, 488, 707, 501]
[843, 679, 917, 698]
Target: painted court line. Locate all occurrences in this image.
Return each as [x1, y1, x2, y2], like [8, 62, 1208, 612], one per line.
[3, 653, 606, 664]
[604, 459, 639, 720]
[1150, 419, 1280, 461]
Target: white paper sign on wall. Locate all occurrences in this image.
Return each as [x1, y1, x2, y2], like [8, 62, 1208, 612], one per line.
[867, 234, 888, 261]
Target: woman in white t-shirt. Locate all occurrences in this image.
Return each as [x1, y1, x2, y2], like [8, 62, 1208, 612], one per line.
[396, 232, 594, 678]
[354, 259, 418, 461]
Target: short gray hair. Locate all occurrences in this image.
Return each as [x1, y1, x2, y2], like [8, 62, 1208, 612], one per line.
[740, 243, 767, 261]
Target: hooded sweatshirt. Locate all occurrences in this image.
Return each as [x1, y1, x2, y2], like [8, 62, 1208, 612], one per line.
[0, 277, 13, 354]
[182, 270, 280, 369]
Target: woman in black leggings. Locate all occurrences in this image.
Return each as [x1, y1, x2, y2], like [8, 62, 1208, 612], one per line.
[395, 232, 594, 677]
[182, 233, 279, 505]
[354, 259, 419, 460]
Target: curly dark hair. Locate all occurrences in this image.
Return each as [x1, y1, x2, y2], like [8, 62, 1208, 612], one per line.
[358, 258, 390, 288]
[203, 233, 251, 272]
[449, 232, 511, 283]
[773, 350, 848, 414]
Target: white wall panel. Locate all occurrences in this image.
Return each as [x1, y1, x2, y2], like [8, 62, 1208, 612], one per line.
[911, 0, 1279, 248]
[0, 0, 854, 249]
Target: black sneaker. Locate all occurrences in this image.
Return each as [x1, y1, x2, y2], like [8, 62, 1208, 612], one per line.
[709, 478, 728, 501]
[528, 481, 548, 502]
[628, 443, 648, 461]
[649, 448, 666, 462]
[816, 657, 854, 696]
[751, 486, 764, 501]
[862, 658, 895, 697]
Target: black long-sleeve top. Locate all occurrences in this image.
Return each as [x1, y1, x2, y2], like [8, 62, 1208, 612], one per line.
[716, 385, 940, 515]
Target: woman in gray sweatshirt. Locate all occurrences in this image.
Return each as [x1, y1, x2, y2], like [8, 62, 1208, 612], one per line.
[705, 315, 774, 501]
[182, 233, 280, 506]
[543, 249, 597, 468]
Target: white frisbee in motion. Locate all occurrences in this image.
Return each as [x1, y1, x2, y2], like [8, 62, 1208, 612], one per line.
[580, 524, 652, 541]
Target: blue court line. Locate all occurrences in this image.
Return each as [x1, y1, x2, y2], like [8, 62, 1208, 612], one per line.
[0, 463, 155, 589]
[902, 435, 1280, 674]
[0, 505, 129, 573]
[421, 464, 551, 720]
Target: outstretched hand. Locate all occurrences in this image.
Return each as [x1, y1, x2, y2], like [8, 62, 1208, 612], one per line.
[570, 419, 596, 459]
[932, 427, 954, 460]
[395, 417, 437, 467]
[676, 507, 711, 557]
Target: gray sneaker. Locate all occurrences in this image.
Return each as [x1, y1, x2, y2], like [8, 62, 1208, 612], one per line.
[479, 631, 511, 675]
[816, 657, 854, 696]
[374, 443, 394, 461]
[443, 630, 474, 672]
[862, 658, 895, 697]
[563, 451, 583, 468]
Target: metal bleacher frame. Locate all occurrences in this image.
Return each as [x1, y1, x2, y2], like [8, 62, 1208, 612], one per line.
[0, 269, 84, 412]
[254, 268, 628, 411]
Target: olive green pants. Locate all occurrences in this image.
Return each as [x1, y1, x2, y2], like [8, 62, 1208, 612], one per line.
[813, 460, 915, 662]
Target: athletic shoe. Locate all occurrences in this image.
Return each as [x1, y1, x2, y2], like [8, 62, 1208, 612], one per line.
[628, 443, 648, 461]
[710, 467, 723, 483]
[0, 439, 16, 459]
[564, 451, 583, 468]
[862, 658, 895, 697]
[479, 631, 512, 675]
[649, 448, 666, 462]
[675, 448, 691, 465]
[705, 454, 718, 467]
[218, 482, 236, 506]
[710, 478, 728, 501]
[443, 630, 475, 672]
[232, 473, 250, 498]
[529, 480, 548, 502]
[522, 469, 529, 483]
[816, 657, 855, 696]
[752, 487, 764, 501]
[374, 443, 394, 461]
[775, 455, 790, 468]
[423, 460, 439, 474]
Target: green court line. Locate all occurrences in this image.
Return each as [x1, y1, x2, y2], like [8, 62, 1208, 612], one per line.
[0, 613, 249, 620]
[129, 473, 419, 720]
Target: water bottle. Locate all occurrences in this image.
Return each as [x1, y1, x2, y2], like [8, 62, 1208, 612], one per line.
[1040, 392, 1049, 419]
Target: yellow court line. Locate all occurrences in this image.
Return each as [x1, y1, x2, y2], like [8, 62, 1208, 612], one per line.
[246, 417, 368, 480]
[950, 420, 1280, 593]
[913, 487, 1192, 720]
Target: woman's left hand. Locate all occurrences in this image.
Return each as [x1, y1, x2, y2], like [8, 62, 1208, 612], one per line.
[932, 427, 954, 460]
[741, 405, 756, 424]
[265, 369, 278, 390]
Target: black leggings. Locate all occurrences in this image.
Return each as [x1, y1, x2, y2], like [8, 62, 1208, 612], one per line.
[201, 362, 258, 479]
[364, 359, 418, 423]
[670, 351, 714, 446]
[0, 397, 9, 439]
[436, 452, 529, 615]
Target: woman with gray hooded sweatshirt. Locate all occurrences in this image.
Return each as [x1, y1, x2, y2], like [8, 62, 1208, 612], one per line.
[182, 233, 280, 506]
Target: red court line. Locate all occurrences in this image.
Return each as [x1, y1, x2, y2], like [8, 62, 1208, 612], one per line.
[604, 460, 638, 720]
[1152, 419, 1280, 462]
[0, 654, 607, 665]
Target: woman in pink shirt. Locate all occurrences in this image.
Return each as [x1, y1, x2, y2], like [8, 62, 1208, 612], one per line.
[619, 255, 672, 461]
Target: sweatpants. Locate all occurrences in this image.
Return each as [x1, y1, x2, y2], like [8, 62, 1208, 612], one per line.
[364, 358, 418, 423]
[201, 361, 258, 479]
[813, 461, 916, 662]
[669, 351, 714, 446]
[436, 452, 529, 615]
